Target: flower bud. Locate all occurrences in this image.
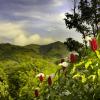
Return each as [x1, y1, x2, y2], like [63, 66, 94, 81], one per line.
[34, 89, 39, 97]
[70, 53, 77, 63]
[69, 51, 79, 63]
[48, 76, 52, 86]
[89, 38, 98, 52]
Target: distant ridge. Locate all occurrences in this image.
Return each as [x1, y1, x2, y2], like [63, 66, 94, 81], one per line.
[0, 41, 68, 59]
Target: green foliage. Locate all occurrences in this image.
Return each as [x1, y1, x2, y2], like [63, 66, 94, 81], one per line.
[64, 38, 83, 52]
[0, 57, 58, 100]
[0, 42, 60, 100]
[0, 38, 100, 99]
[64, 0, 100, 37]
[0, 68, 9, 99]
[64, 12, 89, 34]
[40, 41, 68, 58]
[33, 49, 100, 100]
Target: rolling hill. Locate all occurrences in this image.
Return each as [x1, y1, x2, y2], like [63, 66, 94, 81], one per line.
[0, 41, 68, 84]
[0, 41, 68, 60]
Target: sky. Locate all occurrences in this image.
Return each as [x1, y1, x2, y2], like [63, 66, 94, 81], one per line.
[0, 0, 83, 46]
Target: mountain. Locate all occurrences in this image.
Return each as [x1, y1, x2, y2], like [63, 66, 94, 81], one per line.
[25, 41, 68, 58]
[0, 41, 68, 60]
[40, 41, 68, 57]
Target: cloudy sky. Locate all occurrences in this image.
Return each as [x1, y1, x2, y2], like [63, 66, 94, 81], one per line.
[0, 0, 82, 46]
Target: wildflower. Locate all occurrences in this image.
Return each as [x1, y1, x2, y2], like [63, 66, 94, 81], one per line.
[59, 61, 69, 67]
[70, 54, 77, 63]
[69, 51, 79, 63]
[60, 62, 69, 71]
[59, 59, 69, 72]
[36, 73, 45, 82]
[89, 38, 98, 51]
[48, 76, 52, 86]
[34, 89, 39, 97]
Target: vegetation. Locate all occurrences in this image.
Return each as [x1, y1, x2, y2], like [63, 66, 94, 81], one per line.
[64, 38, 83, 52]
[0, 41, 69, 100]
[0, 0, 100, 100]
[0, 34, 100, 100]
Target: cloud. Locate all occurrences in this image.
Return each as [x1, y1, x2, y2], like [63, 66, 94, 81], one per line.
[17, 11, 83, 43]
[0, 0, 82, 45]
[52, 0, 64, 7]
[29, 34, 55, 45]
[14, 34, 55, 46]
[0, 22, 55, 45]
[0, 22, 24, 39]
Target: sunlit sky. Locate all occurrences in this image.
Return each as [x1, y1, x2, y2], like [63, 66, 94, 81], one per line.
[0, 0, 83, 46]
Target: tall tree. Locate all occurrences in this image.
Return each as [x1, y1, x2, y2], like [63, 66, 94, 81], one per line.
[64, 0, 100, 38]
[91, 0, 100, 35]
[64, 0, 89, 40]
[78, 0, 100, 36]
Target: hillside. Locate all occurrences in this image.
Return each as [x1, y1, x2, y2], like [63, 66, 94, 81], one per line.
[40, 41, 68, 57]
[0, 41, 68, 60]
[0, 41, 68, 99]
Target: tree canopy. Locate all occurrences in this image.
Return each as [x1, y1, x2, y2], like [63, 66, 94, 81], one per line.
[64, 0, 100, 38]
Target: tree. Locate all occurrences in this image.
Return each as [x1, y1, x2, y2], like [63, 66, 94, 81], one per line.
[78, 0, 100, 36]
[64, 0, 100, 38]
[64, 0, 90, 40]
[64, 37, 83, 52]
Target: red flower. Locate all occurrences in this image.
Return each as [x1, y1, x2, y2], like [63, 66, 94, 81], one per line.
[48, 76, 52, 86]
[36, 73, 44, 82]
[39, 75, 44, 82]
[34, 89, 39, 97]
[70, 53, 77, 63]
[89, 38, 98, 52]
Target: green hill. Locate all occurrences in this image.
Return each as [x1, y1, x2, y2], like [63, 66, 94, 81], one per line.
[40, 41, 68, 58]
[0, 41, 68, 74]
[0, 41, 68, 94]
[0, 41, 68, 60]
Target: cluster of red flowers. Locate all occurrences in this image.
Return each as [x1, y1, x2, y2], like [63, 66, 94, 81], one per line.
[35, 73, 53, 97]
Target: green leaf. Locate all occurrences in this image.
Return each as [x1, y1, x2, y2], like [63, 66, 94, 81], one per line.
[74, 61, 84, 67]
[72, 73, 81, 79]
[85, 60, 92, 69]
[81, 74, 86, 83]
[88, 75, 96, 82]
[95, 50, 100, 59]
[70, 66, 76, 74]
[98, 69, 100, 77]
